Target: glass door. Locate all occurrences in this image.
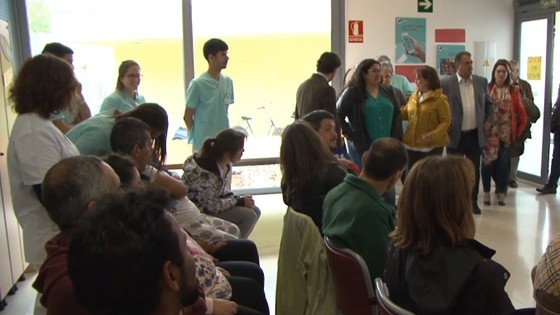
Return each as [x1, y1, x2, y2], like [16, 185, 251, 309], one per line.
[517, 14, 554, 183]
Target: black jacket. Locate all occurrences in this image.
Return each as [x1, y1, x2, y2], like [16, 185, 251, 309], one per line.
[384, 238, 515, 315]
[337, 84, 403, 152]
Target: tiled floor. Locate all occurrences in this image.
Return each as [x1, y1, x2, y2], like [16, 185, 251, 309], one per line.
[2, 180, 559, 314]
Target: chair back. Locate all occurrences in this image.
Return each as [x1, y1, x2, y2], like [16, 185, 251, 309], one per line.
[324, 236, 377, 315]
[374, 278, 415, 315]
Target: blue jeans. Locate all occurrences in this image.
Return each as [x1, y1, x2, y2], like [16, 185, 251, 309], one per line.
[481, 141, 511, 194]
[347, 141, 364, 170]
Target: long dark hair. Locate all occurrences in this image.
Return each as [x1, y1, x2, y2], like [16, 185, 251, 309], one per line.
[344, 58, 380, 101]
[489, 59, 514, 92]
[280, 121, 339, 194]
[199, 128, 246, 161]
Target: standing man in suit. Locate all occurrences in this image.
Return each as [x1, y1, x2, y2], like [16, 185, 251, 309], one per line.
[441, 51, 494, 214]
[295, 52, 346, 156]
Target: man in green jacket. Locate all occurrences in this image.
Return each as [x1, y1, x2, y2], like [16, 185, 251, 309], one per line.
[322, 137, 407, 283]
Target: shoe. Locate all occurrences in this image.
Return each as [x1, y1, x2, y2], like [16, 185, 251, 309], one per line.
[537, 185, 557, 194]
[497, 193, 506, 206]
[483, 193, 491, 206]
[509, 180, 518, 188]
[473, 204, 482, 215]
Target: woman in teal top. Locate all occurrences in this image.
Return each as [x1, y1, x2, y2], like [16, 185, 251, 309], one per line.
[99, 60, 146, 113]
[67, 103, 168, 168]
[337, 58, 402, 207]
[337, 58, 402, 168]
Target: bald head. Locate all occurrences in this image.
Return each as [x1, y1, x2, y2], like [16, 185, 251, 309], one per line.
[42, 156, 120, 231]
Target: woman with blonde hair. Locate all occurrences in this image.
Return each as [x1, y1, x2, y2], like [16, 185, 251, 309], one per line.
[384, 155, 514, 315]
[280, 120, 346, 233]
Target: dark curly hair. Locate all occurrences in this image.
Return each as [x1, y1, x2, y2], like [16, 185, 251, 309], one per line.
[9, 54, 77, 118]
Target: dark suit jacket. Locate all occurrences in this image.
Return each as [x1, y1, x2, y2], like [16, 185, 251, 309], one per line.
[441, 74, 494, 148]
[295, 73, 341, 146]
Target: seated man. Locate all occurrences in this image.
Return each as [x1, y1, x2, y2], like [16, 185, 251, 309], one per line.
[67, 187, 205, 315]
[322, 137, 407, 282]
[32, 156, 120, 314]
[302, 109, 359, 173]
[533, 233, 560, 314]
[32, 156, 206, 315]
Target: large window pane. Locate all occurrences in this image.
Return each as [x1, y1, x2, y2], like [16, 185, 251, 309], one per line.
[26, 0, 187, 163]
[191, 0, 331, 153]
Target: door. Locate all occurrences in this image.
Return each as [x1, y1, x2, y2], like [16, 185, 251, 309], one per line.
[516, 12, 555, 183]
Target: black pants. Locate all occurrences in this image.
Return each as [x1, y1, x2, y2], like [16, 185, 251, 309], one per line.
[217, 261, 269, 314]
[213, 239, 260, 265]
[447, 129, 481, 204]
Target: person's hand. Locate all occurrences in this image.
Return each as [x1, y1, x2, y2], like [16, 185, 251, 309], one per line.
[213, 299, 237, 315]
[198, 240, 227, 255]
[405, 37, 426, 63]
[422, 132, 432, 143]
[243, 195, 255, 208]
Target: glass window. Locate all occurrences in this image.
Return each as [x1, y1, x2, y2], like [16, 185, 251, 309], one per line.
[26, 0, 333, 191]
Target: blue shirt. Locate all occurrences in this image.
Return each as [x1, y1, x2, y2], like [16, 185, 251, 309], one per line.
[186, 72, 234, 151]
[99, 90, 146, 114]
[66, 111, 116, 156]
[391, 74, 415, 96]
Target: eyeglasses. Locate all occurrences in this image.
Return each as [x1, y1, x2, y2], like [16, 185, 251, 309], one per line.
[368, 68, 382, 73]
[125, 74, 143, 79]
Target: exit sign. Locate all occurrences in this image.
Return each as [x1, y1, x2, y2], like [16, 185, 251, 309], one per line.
[418, 0, 433, 13]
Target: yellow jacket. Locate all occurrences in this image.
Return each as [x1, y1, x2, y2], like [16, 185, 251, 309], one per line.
[400, 88, 451, 148]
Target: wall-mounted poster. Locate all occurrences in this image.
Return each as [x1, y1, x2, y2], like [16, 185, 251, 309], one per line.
[395, 17, 426, 64]
[436, 45, 465, 75]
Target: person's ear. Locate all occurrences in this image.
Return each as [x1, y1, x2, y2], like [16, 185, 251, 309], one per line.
[361, 151, 369, 169]
[161, 261, 181, 292]
[86, 200, 96, 210]
[387, 170, 402, 189]
[130, 143, 142, 159]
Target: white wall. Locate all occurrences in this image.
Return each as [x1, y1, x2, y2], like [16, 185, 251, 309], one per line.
[345, 0, 515, 79]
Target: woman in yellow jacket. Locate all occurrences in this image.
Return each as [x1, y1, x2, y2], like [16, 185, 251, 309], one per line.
[400, 65, 451, 176]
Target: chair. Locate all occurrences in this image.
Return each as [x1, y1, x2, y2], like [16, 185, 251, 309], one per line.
[323, 236, 377, 315]
[374, 278, 415, 315]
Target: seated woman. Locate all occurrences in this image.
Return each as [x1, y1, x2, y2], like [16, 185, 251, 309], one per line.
[105, 154, 240, 242]
[106, 155, 269, 315]
[384, 155, 515, 315]
[182, 129, 261, 239]
[99, 59, 146, 113]
[280, 120, 346, 234]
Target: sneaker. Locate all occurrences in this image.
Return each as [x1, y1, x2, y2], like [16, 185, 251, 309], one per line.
[536, 185, 557, 194]
[509, 180, 518, 188]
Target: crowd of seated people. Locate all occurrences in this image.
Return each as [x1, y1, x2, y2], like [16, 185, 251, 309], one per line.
[3, 40, 551, 315]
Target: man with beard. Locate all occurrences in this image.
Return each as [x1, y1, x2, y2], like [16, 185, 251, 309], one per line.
[184, 38, 234, 152]
[67, 187, 206, 315]
[302, 110, 359, 174]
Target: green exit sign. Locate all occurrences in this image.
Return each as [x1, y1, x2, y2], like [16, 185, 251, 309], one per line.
[418, 0, 433, 12]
